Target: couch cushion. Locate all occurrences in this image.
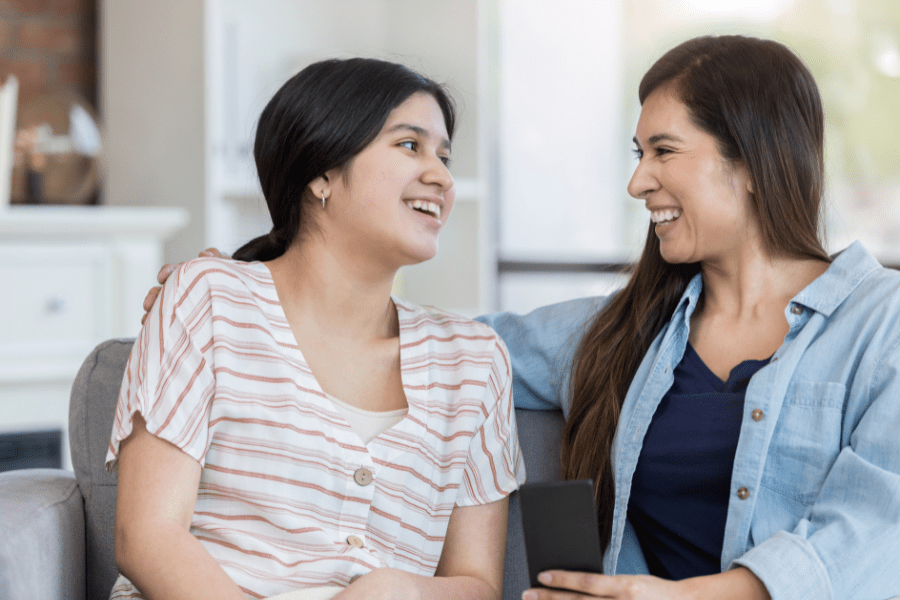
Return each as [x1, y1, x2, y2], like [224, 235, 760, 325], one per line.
[69, 338, 134, 600]
[0, 469, 86, 600]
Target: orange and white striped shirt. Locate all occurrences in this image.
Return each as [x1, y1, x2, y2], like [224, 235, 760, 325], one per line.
[106, 257, 525, 599]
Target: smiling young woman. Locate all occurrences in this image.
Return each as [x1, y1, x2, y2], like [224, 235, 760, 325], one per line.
[109, 58, 524, 600]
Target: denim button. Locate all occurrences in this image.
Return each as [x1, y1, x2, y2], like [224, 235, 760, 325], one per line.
[737, 487, 750, 500]
[751, 409, 764, 421]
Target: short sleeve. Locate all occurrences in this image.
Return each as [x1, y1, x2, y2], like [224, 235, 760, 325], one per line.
[455, 336, 527, 506]
[105, 261, 217, 472]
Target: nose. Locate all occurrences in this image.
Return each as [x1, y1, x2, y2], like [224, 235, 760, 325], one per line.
[422, 154, 454, 191]
[627, 156, 657, 200]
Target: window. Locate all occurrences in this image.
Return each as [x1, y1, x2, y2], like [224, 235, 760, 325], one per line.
[495, 0, 900, 313]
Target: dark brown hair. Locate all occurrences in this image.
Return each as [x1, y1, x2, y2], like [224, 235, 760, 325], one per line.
[233, 58, 456, 262]
[561, 35, 831, 555]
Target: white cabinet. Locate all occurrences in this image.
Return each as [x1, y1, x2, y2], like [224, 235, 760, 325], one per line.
[101, 0, 495, 316]
[0, 206, 188, 468]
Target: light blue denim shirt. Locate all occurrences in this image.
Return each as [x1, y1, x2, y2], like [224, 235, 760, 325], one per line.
[478, 242, 900, 600]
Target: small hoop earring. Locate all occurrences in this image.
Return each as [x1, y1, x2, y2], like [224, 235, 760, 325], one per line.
[321, 192, 326, 208]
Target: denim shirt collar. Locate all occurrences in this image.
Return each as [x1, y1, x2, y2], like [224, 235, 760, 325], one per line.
[672, 241, 883, 323]
[794, 241, 882, 316]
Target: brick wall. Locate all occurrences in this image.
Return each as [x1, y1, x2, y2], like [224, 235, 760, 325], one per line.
[0, 0, 97, 108]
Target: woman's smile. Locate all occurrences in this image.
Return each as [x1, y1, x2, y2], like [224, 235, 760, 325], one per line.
[403, 197, 443, 221]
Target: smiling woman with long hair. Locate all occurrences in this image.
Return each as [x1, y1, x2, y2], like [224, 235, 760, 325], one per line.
[487, 35, 900, 600]
[109, 58, 524, 600]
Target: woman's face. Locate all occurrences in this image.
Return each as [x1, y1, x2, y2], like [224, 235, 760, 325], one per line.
[627, 88, 757, 267]
[323, 92, 454, 268]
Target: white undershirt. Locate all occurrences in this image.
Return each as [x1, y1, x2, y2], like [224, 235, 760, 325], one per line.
[325, 394, 408, 445]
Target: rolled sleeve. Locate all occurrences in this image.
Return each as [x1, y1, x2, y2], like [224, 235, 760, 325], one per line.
[731, 531, 831, 600]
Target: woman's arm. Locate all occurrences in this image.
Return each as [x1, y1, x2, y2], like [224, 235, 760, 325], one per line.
[431, 498, 510, 597]
[336, 498, 509, 600]
[115, 413, 246, 600]
[476, 296, 608, 412]
[520, 566, 769, 600]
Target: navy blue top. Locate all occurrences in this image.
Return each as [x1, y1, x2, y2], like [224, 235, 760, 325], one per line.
[627, 342, 770, 579]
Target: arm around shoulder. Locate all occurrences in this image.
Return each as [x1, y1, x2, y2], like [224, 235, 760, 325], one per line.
[476, 295, 609, 412]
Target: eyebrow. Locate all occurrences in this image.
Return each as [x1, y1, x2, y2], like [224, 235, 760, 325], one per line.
[388, 123, 452, 152]
[632, 133, 684, 147]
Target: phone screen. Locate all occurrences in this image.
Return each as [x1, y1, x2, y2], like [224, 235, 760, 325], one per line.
[518, 479, 604, 588]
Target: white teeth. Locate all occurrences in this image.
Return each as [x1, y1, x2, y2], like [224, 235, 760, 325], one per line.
[650, 209, 680, 224]
[406, 199, 441, 219]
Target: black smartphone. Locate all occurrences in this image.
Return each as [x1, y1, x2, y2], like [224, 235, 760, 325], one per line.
[518, 479, 604, 588]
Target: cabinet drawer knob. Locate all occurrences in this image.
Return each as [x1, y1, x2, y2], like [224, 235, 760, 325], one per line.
[46, 296, 69, 314]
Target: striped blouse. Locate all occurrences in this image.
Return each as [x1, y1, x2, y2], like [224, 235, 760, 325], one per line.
[105, 257, 526, 599]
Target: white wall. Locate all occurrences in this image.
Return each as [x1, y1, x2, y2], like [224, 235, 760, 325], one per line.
[498, 0, 625, 262]
[100, 0, 207, 263]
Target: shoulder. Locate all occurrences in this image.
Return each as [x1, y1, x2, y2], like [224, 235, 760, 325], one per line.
[854, 264, 900, 301]
[171, 256, 266, 288]
[395, 296, 504, 348]
[165, 258, 269, 306]
[833, 265, 900, 330]
[394, 297, 510, 379]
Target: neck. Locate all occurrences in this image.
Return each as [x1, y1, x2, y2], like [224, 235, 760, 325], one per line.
[265, 240, 399, 342]
[698, 244, 829, 319]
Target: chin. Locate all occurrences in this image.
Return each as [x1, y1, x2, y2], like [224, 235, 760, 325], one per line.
[658, 247, 693, 265]
[401, 243, 440, 266]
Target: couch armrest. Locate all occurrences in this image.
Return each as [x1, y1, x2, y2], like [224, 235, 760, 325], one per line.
[0, 469, 86, 600]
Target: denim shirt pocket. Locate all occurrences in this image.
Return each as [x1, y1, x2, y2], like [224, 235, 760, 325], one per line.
[759, 381, 846, 507]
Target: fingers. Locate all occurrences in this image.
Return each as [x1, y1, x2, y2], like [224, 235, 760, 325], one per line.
[156, 263, 177, 285]
[143, 287, 161, 312]
[200, 247, 229, 259]
[146, 248, 229, 326]
[541, 571, 607, 594]
[523, 571, 628, 600]
[156, 247, 226, 287]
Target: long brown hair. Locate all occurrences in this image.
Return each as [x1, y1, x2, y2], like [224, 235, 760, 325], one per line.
[561, 35, 831, 555]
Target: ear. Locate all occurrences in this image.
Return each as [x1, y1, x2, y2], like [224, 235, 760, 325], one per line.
[746, 177, 754, 195]
[308, 173, 331, 202]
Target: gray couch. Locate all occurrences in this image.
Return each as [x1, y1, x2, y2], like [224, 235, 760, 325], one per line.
[0, 338, 565, 600]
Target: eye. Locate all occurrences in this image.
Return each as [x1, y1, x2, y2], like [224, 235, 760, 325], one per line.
[399, 140, 417, 152]
[440, 155, 452, 167]
[655, 146, 673, 156]
[632, 147, 643, 160]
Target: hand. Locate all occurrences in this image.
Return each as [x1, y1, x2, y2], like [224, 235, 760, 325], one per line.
[332, 568, 419, 600]
[522, 571, 686, 600]
[140, 248, 228, 324]
[522, 567, 770, 600]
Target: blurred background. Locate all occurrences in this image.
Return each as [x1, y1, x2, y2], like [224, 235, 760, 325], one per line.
[1, 0, 899, 469]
